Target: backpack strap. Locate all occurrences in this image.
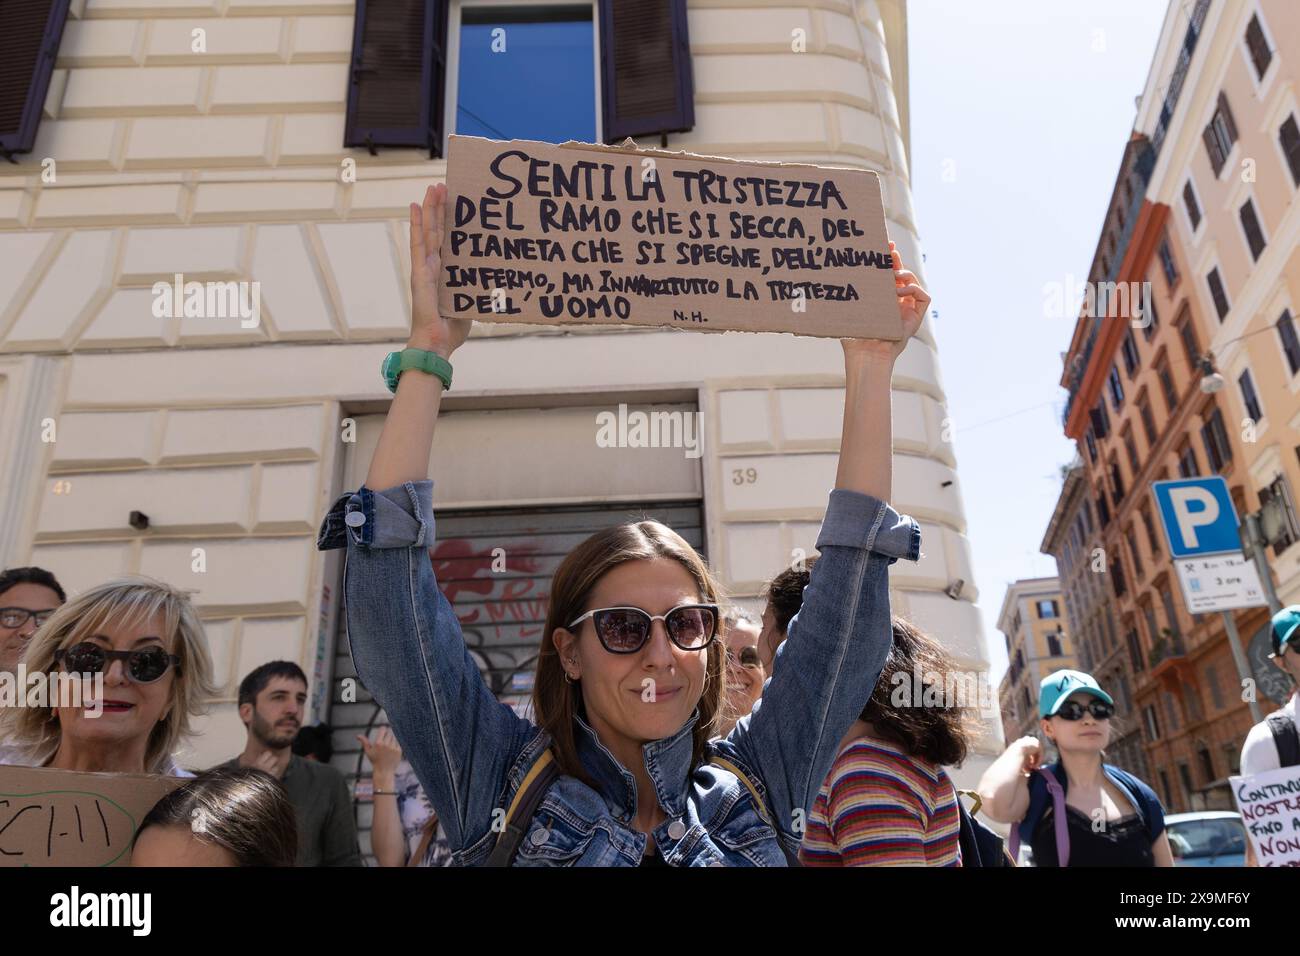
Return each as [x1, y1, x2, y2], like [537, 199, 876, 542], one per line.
[408, 811, 440, 868]
[1008, 767, 1069, 866]
[1267, 710, 1300, 768]
[710, 754, 800, 866]
[484, 748, 560, 867]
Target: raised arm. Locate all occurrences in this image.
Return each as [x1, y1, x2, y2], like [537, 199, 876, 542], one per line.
[975, 735, 1041, 824]
[720, 244, 929, 849]
[317, 185, 534, 856]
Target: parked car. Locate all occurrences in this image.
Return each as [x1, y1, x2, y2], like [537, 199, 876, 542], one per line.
[1164, 811, 1247, 867]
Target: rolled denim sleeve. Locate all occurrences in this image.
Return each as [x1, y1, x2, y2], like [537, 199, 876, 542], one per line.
[724, 489, 919, 857]
[318, 481, 536, 857]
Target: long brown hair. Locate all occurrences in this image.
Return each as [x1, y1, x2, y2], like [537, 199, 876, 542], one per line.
[860, 618, 974, 766]
[531, 520, 727, 785]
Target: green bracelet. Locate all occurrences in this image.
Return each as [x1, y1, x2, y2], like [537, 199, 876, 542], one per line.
[382, 348, 452, 393]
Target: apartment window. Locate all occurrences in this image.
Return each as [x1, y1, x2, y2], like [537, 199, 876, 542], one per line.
[1203, 92, 1239, 177]
[1277, 309, 1300, 376]
[1108, 365, 1125, 409]
[1158, 238, 1179, 288]
[1085, 427, 1098, 464]
[1182, 180, 1202, 230]
[1258, 474, 1300, 556]
[1244, 13, 1273, 81]
[1157, 357, 1178, 411]
[1110, 458, 1125, 503]
[1165, 692, 1181, 731]
[1091, 400, 1111, 439]
[1097, 492, 1111, 528]
[1141, 506, 1161, 557]
[1160, 585, 1180, 639]
[1138, 394, 1158, 444]
[1123, 428, 1140, 473]
[1206, 664, 1223, 710]
[1113, 558, 1127, 598]
[1128, 628, 1144, 672]
[1178, 313, 1200, 370]
[1201, 407, 1232, 472]
[1177, 440, 1200, 478]
[1142, 601, 1158, 643]
[1036, 599, 1060, 619]
[1145, 705, 1161, 741]
[1238, 368, 1263, 423]
[1281, 114, 1300, 188]
[1047, 630, 1063, 657]
[1141, 283, 1160, 342]
[1121, 331, 1140, 378]
[1158, 770, 1172, 805]
[1129, 528, 1146, 580]
[1239, 199, 1267, 261]
[1206, 267, 1230, 321]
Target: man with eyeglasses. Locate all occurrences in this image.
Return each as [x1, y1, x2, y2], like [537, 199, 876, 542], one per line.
[0, 566, 65, 679]
[0, 567, 66, 763]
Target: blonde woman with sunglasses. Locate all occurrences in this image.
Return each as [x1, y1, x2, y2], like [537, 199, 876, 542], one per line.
[317, 184, 930, 866]
[0, 575, 215, 777]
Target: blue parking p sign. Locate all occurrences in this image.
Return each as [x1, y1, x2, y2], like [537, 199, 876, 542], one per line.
[1152, 477, 1241, 558]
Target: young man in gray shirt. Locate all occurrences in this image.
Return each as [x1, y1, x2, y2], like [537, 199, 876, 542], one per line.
[220, 661, 361, 866]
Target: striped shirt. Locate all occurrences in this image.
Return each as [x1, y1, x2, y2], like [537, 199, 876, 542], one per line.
[799, 735, 962, 867]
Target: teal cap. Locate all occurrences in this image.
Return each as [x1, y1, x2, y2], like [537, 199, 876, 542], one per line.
[1039, 668, 1114, 718]
[1270, 606, 1300, 656]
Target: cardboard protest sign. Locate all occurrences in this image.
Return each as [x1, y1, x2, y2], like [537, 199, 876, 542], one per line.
[440, 135, 901, 340]
[0, 765, 185, 867]
[1231, 764, 1300, 866]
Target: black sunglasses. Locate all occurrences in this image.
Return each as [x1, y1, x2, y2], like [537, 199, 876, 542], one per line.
[1055, 699, 1115, 721]
[54, 642, 181, 684]
[567, 604, 718, 654]
[726, 645, 762, 668]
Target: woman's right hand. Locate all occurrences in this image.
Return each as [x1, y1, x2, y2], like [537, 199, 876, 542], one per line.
[409, 183, 472, 358]
[1016, 736, 1043, 774]
[358, 726, 404, 780]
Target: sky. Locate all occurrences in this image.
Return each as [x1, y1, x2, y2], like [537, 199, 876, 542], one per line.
[907, 0, 1169, 682]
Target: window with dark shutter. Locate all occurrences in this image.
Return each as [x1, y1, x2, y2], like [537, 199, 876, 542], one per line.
[1201, 407, 1231, 472]
[599, 0, 694, 141]
[1239, 199, 1266, 260]
[344, 0, 445, 154]
[1158, 239, 1178, 289]
[1238, 368, 1262, 422]
[1277, 309, 1300, 376]
[1203, 92, 1238, 176]
[0, 0, 71, 157]
[1280, 114, 1300, 188]
[1206, 267, 1229, 321]
[1182, 181, 1201, 229]
[1245, 14, 1272, 80]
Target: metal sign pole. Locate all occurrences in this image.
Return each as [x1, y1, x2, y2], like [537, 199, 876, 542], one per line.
[1220, 609, 1263, 724]
[1243, 513, 1283, 615]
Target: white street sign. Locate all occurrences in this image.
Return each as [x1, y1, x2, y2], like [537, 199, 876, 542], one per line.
[1174, 552, 1267, 613]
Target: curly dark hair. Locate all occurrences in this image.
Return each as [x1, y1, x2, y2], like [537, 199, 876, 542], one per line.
[763, 558, 817, 636]
[862, 618, 975, 766]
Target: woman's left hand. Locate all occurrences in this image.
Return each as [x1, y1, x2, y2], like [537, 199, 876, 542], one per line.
[841, 240, 931, 363]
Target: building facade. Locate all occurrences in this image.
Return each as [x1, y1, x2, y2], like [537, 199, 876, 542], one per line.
[1053, 0, 1300, 812]
[0, 0, 994, 857]
[996, 577, 1073, 745]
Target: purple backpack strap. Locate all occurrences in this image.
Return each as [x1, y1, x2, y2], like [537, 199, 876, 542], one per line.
[1008, 768, 1070, 867]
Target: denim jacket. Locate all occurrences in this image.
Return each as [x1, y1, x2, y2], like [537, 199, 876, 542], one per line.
[318, 481, 920, 866]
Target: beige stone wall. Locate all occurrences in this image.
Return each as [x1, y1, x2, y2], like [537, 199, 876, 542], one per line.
[0, 0, 990, 777]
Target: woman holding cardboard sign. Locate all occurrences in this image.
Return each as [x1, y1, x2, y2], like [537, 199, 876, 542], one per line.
[316, 183, 930, 865]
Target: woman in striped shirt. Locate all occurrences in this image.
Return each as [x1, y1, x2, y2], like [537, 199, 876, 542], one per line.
[799, 618, 974, 866]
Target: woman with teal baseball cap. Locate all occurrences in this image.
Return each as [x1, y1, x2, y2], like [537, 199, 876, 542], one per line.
[976, 668, 1173, 867]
